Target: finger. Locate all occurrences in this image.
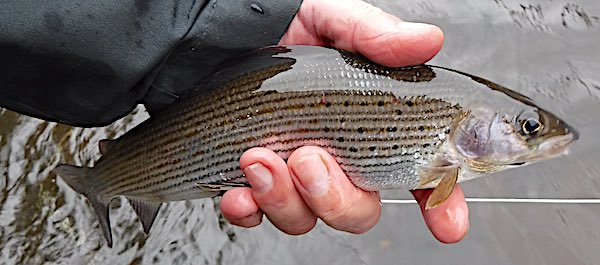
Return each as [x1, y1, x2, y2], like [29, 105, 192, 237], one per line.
[240, 147, 317, 235]
[281, 0, 444, 67]
[411, 185, 470, 243]
[220, 187, 263, 228]
[288, 146, 381, 234]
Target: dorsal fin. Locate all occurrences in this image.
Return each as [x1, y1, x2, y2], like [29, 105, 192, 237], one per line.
[98, 139, 116, 155]
[128, 199, 162, 235]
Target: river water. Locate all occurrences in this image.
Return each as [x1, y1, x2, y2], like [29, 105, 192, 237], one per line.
[1, 0, 599, 264]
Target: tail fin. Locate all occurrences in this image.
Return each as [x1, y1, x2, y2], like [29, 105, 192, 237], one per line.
[53, 164, 113, 247]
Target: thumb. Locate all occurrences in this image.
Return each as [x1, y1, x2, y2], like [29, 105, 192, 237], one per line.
[285, 0, 444, 67]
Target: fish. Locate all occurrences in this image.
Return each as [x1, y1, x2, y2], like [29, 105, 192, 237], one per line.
[53, 45, 578, 247]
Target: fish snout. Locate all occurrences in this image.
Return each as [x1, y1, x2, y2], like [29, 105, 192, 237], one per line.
[538, 131, 577, 157]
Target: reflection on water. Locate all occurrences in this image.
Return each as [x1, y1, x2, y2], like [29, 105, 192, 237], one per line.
[1, 0, 599, 264]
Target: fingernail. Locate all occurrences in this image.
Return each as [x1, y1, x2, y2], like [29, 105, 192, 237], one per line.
[290, 154, 330, 197]
[396, 21, 437, 32]
[243, 163, 273, 194]
[447, 204, 469, 236]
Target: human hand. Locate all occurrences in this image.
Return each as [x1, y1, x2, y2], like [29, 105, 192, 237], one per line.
[220, 0, 469, 243]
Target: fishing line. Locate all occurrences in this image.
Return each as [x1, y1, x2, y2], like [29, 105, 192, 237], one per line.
[381, 198, 600, 204]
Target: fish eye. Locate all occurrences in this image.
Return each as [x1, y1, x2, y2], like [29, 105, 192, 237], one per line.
[520, 118, 543, 136]
[516, 110, 544, 137]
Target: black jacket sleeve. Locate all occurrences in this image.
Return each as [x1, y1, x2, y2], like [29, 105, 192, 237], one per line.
[0, 0, 302, 127]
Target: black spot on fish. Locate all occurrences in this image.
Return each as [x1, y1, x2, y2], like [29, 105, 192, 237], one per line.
[360, 102, 368, 106]
[418, 126, 425, 131]
[392, 144, 399, 150]
[387, 126, 397, 132]
[326, 102, 332, 107]
[423, 143, 431, 148]
[357, 127, 365, 133]
[369, 146, 376, 151]
[377, 100, 385, 107]
[396, 110, 403, 115]
[406, 100, 413, 107]
[344, 101, 350, 107]
[349, 147, 358, 152]
[324, 127, 330, 132]
[337, 137, 345, 142]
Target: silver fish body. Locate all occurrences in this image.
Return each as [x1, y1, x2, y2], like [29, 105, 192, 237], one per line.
[54, 45, 577, 247]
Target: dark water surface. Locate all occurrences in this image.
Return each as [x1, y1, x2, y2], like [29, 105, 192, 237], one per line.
[1, 0, 599, 264]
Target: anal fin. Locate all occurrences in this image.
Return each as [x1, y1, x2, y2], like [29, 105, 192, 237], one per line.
[128, 199, 162, 235]
[425, 167, 459, 210]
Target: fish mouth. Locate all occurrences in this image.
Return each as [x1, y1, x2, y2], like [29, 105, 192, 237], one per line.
[538, 132, 577, 156]
[561, 120, 579, 142]
[534, 116, 579, 157]
[508, 132, 578, 166]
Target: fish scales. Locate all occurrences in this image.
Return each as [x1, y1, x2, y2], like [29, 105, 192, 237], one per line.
[98, 77, 459, 196]
[54, 45, 577, 247]
[104, 89, 458, 197]
[98, 69, 446, 185]
[109, 88, 454, 192]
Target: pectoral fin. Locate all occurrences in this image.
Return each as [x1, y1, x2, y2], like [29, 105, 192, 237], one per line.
[417, 163, 457, 189]
[425, 167, 459, 210]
